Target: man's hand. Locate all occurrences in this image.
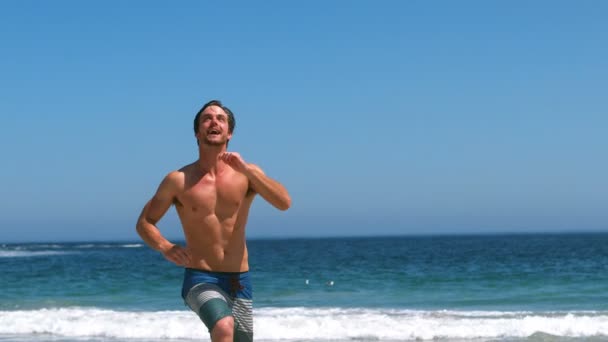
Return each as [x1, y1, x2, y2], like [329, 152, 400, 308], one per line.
[219, 152, 249, 174]
[161, 244, 191, 266]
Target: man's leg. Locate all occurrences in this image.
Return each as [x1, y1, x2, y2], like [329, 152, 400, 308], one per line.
[184, 284, 234, 339]
[232, 298, 253, 341]
[211, 316, 234, 342]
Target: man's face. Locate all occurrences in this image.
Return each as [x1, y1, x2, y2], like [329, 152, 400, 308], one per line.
[196, 105, 233, 146]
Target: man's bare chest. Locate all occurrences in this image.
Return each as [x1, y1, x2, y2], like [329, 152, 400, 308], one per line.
[176, 175, 249, 215]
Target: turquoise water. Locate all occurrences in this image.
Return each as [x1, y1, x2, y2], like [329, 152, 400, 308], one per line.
[1, 233, 608, 341]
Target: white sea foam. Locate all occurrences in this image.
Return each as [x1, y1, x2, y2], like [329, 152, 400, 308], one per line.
[0, 243, 142, 257]
[0, 250, 73, 258]
[75, 243, 143, 248]
[1, 307, 607, 341]
[75, 244, 96, 248]
[25, 244, 64, 249]
[120, 243, 143, 248]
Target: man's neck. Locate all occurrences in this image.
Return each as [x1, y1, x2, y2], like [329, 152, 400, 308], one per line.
[197, 144, 226, 175]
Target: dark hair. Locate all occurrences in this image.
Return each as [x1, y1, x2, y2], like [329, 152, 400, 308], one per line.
[193, 100, 236, 144]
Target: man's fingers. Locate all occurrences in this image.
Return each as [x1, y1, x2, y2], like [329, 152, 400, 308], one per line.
[221, 153, 236, 162]
[178, 249, 191, 263]
[166, 245, 191, 265]
[175, 247, 191, 264]
[219, 152, 244, 166]
[219, 152, 241, 160]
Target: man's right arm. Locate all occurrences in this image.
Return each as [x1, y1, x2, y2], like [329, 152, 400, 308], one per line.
[136, 172, 190, 266]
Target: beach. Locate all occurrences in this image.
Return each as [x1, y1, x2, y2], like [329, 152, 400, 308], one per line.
[2, 233, 608, 341]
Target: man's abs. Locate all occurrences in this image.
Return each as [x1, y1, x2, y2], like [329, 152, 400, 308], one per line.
[185, 240, 249, 272]
[180, 218, 249, 272]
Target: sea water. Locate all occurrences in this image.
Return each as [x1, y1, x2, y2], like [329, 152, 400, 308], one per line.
[1, 233, 608, 341]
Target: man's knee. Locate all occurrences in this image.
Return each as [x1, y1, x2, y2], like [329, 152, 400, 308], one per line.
[211, 316, 234, 340]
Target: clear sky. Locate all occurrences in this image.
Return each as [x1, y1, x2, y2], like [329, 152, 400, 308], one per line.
[1, 1, 606, 243]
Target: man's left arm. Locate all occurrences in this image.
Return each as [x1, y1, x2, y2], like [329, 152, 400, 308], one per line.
[219, 152, 291, 210]
[245, 163, 291, 210]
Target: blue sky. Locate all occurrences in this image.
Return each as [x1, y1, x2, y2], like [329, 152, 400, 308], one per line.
[1, 1, 606, 242]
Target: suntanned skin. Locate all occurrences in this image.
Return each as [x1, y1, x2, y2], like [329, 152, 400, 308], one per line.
[136, 104, 290, 341]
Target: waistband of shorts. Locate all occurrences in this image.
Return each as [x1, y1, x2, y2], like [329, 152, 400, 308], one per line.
[185, 267, 249, 276]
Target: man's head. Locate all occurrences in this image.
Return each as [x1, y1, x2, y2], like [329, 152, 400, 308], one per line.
[193, 100, 236, 147]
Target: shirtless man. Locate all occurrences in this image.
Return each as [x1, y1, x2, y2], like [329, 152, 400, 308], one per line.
[136, 100, 291, 342]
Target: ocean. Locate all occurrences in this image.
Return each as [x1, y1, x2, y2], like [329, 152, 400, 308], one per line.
[1, 233, 608, 341]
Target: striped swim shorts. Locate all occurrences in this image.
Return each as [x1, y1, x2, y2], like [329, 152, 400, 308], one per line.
[182, 268, 253, 341]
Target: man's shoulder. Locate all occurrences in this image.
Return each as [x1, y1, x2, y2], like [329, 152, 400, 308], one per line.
[176, 162, 196, 175]
[163, 163, 192, 185]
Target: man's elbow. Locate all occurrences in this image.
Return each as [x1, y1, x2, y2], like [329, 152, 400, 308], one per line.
[135, 221, 144, 237]
[135, 202, 151, 236]
[135, 217, 148, 237]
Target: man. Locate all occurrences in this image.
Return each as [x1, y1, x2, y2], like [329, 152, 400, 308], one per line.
[136, 100, 291, 342]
